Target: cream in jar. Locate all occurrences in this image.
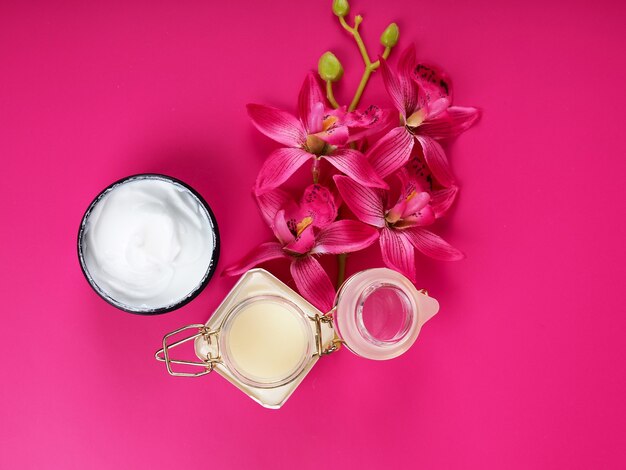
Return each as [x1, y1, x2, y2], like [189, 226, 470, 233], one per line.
[78, 174, 219, 313]
[222, 296, 311, 386]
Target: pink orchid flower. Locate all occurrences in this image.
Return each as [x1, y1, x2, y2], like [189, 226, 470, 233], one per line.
[223, 184, 379, 311]
[406, 152, 460, 219]
[367, 44, 480, 188]
[247, 73, 389, 194]
[334, 170, 464, 283]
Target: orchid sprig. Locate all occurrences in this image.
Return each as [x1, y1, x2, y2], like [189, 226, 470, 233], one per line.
[224, 0, 479, 310]
[326, 0, 399, 111]
[318, 0, 400, 286]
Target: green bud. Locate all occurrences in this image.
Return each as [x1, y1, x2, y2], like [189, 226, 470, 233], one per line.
[380, 23, 399, 48]
[318, 51, 344, 82]
[332, 0, 349, 17]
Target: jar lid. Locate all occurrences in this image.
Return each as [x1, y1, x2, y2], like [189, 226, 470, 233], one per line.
[333, 268, 439, 360]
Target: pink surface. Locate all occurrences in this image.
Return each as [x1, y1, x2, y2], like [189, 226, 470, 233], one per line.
[1, 0, 625, 468]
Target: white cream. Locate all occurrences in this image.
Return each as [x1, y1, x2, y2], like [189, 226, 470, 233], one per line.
[82, 176, 216, 311]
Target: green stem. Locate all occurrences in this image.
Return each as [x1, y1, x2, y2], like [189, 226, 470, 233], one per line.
[336, 253, 347, 289]
[371, 46, 392, 69]
[349, 67, 372, 111]
[339, 15, 371, 66]
[339, 15, 392, 111]
[325, 81, 340, 109]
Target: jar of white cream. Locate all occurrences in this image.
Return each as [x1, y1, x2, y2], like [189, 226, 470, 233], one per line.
[156, 268, 439, 408]
[78, 174, 219, 314]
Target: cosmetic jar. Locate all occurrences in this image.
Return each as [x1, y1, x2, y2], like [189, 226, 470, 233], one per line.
[78, 174, 219, 314]
[156, 267, 439, 408]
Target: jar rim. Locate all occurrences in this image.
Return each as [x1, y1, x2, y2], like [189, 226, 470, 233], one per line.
[334, 268, 421, 360]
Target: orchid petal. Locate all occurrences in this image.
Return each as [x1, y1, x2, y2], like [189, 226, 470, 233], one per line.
[394, 167, 412, 193]
[314, 122, 350, 146]
[430, 185, 459, 218]
[255, 188, 293, 226]
[342, 104, 384, 128]
[404, 154, 434, 192]
[333, 175, 386, 228]
[397, 44, 419, 116]
[299, 184, 337, 228]
[343, 105, 393, 140]
[255, 147, 312, 193]
[308, 102, 325, 135]
[311, 220, 379, 255]
[222, 242, 287, 277]
[380, 58, 407, 117]
[284, 225, 316, 255]
[396, 205, 436, 228]
[247, 104, 306, 147]
[426, 97, 450, 120]
[367, 127, 414, 178]
[403, 227, 464, 261]
[379, 227, 416, 283]
[290, 256, 336, 312]
[415, 135, 455, 188]
[386, 199, 407, 224]
[272, 209, 294, 245]
[297, 73, 326, 132]
[420, 106, 481, 140]
[411, 63, 452, 108]
[327, 148, 388, 189]
[347, 108, 395, 142]
[403, 192, 431, 216]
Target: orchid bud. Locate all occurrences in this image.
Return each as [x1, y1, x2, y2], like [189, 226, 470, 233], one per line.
[332, 0, 349, 17]
[318, 51, 344, 82]
[380, 23, 399, 48]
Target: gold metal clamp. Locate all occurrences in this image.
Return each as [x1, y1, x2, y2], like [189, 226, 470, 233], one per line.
[314, 310, 344, 356]
[155, 324, 221, 377]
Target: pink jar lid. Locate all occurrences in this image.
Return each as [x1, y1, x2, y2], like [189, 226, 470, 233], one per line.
[333, 268, 439, 360]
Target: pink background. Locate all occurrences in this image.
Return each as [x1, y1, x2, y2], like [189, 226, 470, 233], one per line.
[1, 0, 625, 468]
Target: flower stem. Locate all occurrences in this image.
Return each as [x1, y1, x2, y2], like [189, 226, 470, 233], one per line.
[371, 46, 391, 70]
[349, 67, 372, 111]
[325, 81, 340, 109]
[312, 157, 320, 184]
[336, 253, 347, 289]
[349, 47, 391, 111]
[339, 14, 392, 111]
[339, 15, 370, 66]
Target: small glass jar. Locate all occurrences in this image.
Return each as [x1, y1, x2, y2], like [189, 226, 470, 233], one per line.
[156, 268, 439, 408]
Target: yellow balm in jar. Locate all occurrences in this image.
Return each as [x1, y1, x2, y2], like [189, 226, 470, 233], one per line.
[222, 296, 311, 387]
